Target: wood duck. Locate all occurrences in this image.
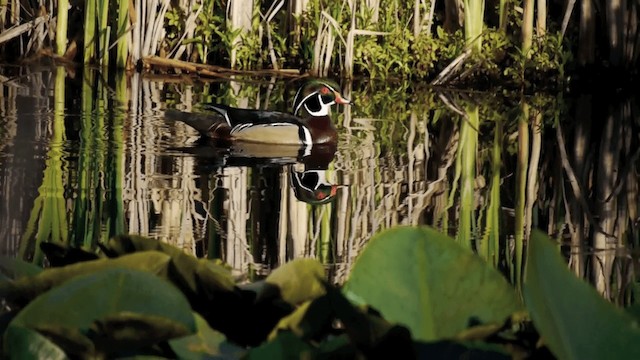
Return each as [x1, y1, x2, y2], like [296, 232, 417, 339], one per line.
[165, 79, 350, 148]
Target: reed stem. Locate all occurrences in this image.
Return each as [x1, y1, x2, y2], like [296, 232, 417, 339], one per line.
[56, 0, 69, 56]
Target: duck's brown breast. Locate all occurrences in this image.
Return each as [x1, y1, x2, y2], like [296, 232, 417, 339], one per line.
[306, 116, 337, 144]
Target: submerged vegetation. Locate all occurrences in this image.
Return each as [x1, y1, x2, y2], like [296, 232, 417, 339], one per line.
[2, 228, 640, 358]
[0, 0, 638, 88]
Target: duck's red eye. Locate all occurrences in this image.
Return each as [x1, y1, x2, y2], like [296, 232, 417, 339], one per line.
[320, 87, 330, 94]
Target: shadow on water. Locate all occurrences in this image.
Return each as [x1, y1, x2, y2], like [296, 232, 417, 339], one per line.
[1, 66, 639, 301]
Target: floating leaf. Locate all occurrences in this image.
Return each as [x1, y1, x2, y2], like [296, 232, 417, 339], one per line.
[414, 340, 510, 359]
[343, 226, 521, 341]
[1, 251, 171, 306]
[4, 326, 68, 360]
[524, 230, 640, 360]
[7, 268, 195, 355]
[29, 324, 95, 356]
[244, 331, 315, 359]
[101, 235, 235, 294]
[264, 258, 325, 305]
[0, 255, 43, 279]
[268, 296, 333, 341]
[327, 283, 415, 358]
[169, 313, 245, 360]
[91, 312, 193, 350]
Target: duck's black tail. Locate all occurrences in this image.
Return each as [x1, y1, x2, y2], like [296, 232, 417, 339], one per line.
[164, 109, 226, 135]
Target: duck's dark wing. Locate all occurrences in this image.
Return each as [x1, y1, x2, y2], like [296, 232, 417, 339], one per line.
[164, 109, 228, 135]
[203, 104, 304, 126]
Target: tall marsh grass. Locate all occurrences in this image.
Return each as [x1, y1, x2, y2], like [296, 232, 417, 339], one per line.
[0, 0, 637, 84]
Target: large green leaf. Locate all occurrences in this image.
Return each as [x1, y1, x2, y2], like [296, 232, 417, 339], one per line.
[100, 235, 235, 296]
[1, 251, 171, 306]
[245, 331, 315, 359]
[0, 255, 43, 279]
[523, 230, 640, 359]
[7, 268, 195, 355]
[264, 258, 326, 305]
[343, 226, 521, 341]
[4, 326, 68, 360]
[169, 313, 245, 359]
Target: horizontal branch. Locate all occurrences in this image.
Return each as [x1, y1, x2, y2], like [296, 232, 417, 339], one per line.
[141, 56, 302, 78]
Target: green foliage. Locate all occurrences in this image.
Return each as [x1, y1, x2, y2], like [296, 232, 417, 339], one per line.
[524, 230, 640, 359]
[7, 268, 195, 357]
[5, 326, 68, 360]
[3, 228, 639, 358]
[411, 28, 465, 79]
[343, 226, 522, 341]
[169, 313, 246, 359]
[159, 0, 575, 88]
[164, 0, 233, 64]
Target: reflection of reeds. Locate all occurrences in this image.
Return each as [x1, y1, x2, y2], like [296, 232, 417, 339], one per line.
[109, 73, 127, 236]
[512, 107, 529, 290]
[457, 105, 479, 248]
[480, 120, 502, 267]
[18, 67, 69, 263]
[9, 73, 640, 296]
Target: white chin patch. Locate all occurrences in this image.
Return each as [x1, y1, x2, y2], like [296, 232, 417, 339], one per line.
[304, 100, 333, 117]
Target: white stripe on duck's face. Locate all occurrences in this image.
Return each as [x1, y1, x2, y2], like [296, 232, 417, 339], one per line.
[294, 92, 334, 117]
[293, 81, 343, 117]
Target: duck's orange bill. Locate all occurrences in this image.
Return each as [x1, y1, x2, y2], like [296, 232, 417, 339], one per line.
[335, 94, 351, 105]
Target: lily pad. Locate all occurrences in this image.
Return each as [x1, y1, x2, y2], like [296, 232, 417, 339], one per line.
[101, 235, 235, 297]
[7, 268, 195, 355]
[264, 258, 326, 305]
[169, 313, 245, 360]
[245, 331, 315, 359]
[1, 251, 171, 306]
[524, 230, 640, 360]
[343, 226, 521, 342]
[0, 255, 42, 279]
[4, 326, 68, 360]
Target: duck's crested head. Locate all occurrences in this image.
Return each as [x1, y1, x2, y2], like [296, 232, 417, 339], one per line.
[293, 78, 350, 117]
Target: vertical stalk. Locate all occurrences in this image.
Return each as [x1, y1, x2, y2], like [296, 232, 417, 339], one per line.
[605, 0, 623, 66]
[513, 105, 530, 292]
[97, 0, 110, 67]
[536, 0, 546, 37]
[525, 111, 542, 239]
[498, 0, 508, 32]
[109, 71, 127, 237]
[0, 0, 6, 30]
[72, 69, 95, 246]
[116, 0, 130, 68]
[458, 106, 479, 249]
[56, 0, 69, 55]
[464, 0, 485, 52]
[93, 71, 108, 245]
[19, 67, 69, 263]
[578, 0, 595, 65]
[229, 0, 253, 68]
[84, 0, 96, 64]
[522, 0, 535, 57]
[413, 0, 421, 37]
[481, 121, 502, 266]
[317, 205, 332, 263]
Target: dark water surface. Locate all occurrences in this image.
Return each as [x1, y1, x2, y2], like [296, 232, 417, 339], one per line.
[1, 67, 638, 300]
